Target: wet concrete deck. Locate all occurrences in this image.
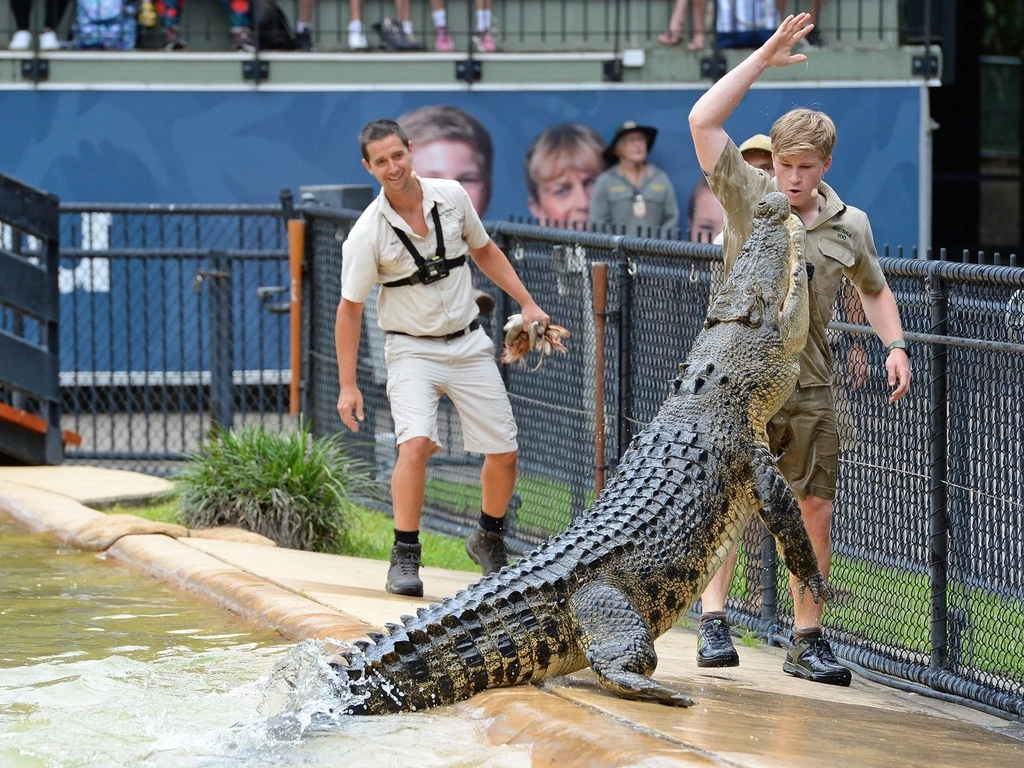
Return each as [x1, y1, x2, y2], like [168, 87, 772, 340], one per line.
[1, 466, 1022, 767]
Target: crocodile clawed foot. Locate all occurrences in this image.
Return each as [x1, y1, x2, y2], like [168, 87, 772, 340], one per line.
[798, 576, 839, 605]
[595, 669, 696, 708]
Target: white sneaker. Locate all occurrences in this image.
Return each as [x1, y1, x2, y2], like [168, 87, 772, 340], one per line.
[348, 29, 367, 50]
[38, 30, 59, 50]
[9, 30, 31, 50]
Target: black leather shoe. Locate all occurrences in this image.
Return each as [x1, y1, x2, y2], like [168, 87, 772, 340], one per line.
[386, 542, 423, 597]
[783, 635, 852, 686]
[696, 617, 740, 667]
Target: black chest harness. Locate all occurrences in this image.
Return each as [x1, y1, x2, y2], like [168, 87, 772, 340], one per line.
[382, 204, 467, 288]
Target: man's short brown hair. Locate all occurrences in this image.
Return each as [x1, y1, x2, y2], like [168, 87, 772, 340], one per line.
[770, 108, 837, 162]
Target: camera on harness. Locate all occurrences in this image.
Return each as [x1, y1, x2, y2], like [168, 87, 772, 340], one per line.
[417, 254, 450, 284]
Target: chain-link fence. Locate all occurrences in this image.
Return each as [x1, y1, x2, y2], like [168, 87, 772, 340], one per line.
[58, 203, 294, 476]
[304, 203, 1024, 721]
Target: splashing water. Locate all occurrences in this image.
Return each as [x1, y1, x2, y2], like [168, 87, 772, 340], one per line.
[0, 517, 531, 768]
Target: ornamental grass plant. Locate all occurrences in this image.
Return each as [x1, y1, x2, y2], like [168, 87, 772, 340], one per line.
[174, 421, 375, 553]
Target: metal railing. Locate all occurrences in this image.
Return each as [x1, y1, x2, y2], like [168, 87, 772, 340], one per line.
[1, 0, 933, 53]
[303, 204, 1024, 722]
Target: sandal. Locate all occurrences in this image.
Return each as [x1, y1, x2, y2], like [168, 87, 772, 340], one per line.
[658, 30, 682, 46]
[686, 33, 705, 51]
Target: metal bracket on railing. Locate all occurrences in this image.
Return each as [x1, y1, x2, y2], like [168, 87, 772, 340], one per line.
[602, 59, 623, 83]
[257, 284, 290, 313]
[912, 54, 939, 78]
[20, 59, 49, 82]
[701, 54, 726, 81]
[242, 60, 270, 82]
[193, 268, 231, 292]
[455, 59, 481, 83]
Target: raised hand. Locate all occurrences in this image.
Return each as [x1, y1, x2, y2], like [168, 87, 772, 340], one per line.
[759, 13, 814, 69]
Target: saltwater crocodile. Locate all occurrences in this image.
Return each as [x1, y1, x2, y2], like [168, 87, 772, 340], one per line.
[329, 191, 829, 714]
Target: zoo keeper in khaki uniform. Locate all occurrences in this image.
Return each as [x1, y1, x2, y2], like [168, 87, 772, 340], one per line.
[335, 119, 549, 599]
[688, 14, 912, 685]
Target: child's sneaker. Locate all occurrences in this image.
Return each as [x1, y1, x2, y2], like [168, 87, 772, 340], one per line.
[474, 29, 497, 52]
[162, 26, 187, 51]
[231, 28, 255, 52]
[9, 30, 32, 50]
[38, 30, 60, 50]
[296, 27, 314, 51]
[434, 26, 453, 52]
[348, 22, 367, 51]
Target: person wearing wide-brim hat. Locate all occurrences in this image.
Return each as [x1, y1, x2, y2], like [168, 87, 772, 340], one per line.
[589, 120, 680, 236]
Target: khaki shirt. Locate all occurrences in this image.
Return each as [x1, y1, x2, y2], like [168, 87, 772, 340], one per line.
[708, 139, 887, 387]
[341, 176, 489, 337]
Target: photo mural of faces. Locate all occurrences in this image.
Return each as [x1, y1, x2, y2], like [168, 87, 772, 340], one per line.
[369, 88, 919, 249]
[0, 87, 921, 250]
[394, 104, 609, 229]
[392, 104, 714, 241]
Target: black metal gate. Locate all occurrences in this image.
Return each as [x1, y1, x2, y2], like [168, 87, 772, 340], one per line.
[58, 203, 294, 476]
[0, 173, 63, 465]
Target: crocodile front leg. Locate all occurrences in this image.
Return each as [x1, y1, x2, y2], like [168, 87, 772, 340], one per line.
[750, 445, 835, 605]
[570, 580, 695, 707]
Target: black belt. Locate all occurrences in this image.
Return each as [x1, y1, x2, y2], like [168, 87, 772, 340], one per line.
[388, 319, 479, 342]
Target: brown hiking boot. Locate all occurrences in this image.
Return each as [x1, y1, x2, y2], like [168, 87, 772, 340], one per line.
[465, 527, 508, 576]
[386, 542, 423, 597]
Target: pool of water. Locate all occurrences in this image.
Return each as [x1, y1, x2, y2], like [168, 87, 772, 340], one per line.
[0, 514, 530, 767]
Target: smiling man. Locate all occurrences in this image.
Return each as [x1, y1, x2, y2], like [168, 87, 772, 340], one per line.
[688, 14, 912, 686]
[335, 119, 549, 596]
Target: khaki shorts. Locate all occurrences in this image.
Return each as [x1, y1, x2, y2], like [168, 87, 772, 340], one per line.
[384, 327, 518, 455]
[767, 385, 839, 501]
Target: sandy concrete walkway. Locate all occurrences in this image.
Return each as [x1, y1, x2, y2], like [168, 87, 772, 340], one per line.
[1, 466, 1022, 767]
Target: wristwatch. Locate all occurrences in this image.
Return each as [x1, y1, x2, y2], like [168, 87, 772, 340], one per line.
[886, 339, 907, 353]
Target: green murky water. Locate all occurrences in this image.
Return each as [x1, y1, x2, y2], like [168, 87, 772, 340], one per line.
[0, 514, 529, 767]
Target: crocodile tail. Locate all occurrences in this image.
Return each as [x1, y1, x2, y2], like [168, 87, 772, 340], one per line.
[331, 575, 572, 715]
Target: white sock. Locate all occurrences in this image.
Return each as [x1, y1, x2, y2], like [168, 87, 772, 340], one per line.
[296, 22, 308, 32]
[349, 20, 362, 33]
[402, 20, 413, 36]
[432, 9, 446, 29]
[477, 9, 491, 31]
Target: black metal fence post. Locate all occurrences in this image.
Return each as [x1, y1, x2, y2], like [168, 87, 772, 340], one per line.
[760, 528, 780, 641]
[206, 250, 235, 431]
[927, 262, 950, 673]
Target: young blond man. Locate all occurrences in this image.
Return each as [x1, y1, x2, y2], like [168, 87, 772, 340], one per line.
[688, 14, 912, 685]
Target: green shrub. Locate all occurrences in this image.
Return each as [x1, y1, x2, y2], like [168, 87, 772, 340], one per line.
[174, 422, 374, 552]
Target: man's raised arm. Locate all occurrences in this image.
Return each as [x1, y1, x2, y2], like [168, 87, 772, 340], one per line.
[689, 14, 813, 175]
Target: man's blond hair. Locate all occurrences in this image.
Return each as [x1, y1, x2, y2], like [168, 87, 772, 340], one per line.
[769, 108, 836, 161]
